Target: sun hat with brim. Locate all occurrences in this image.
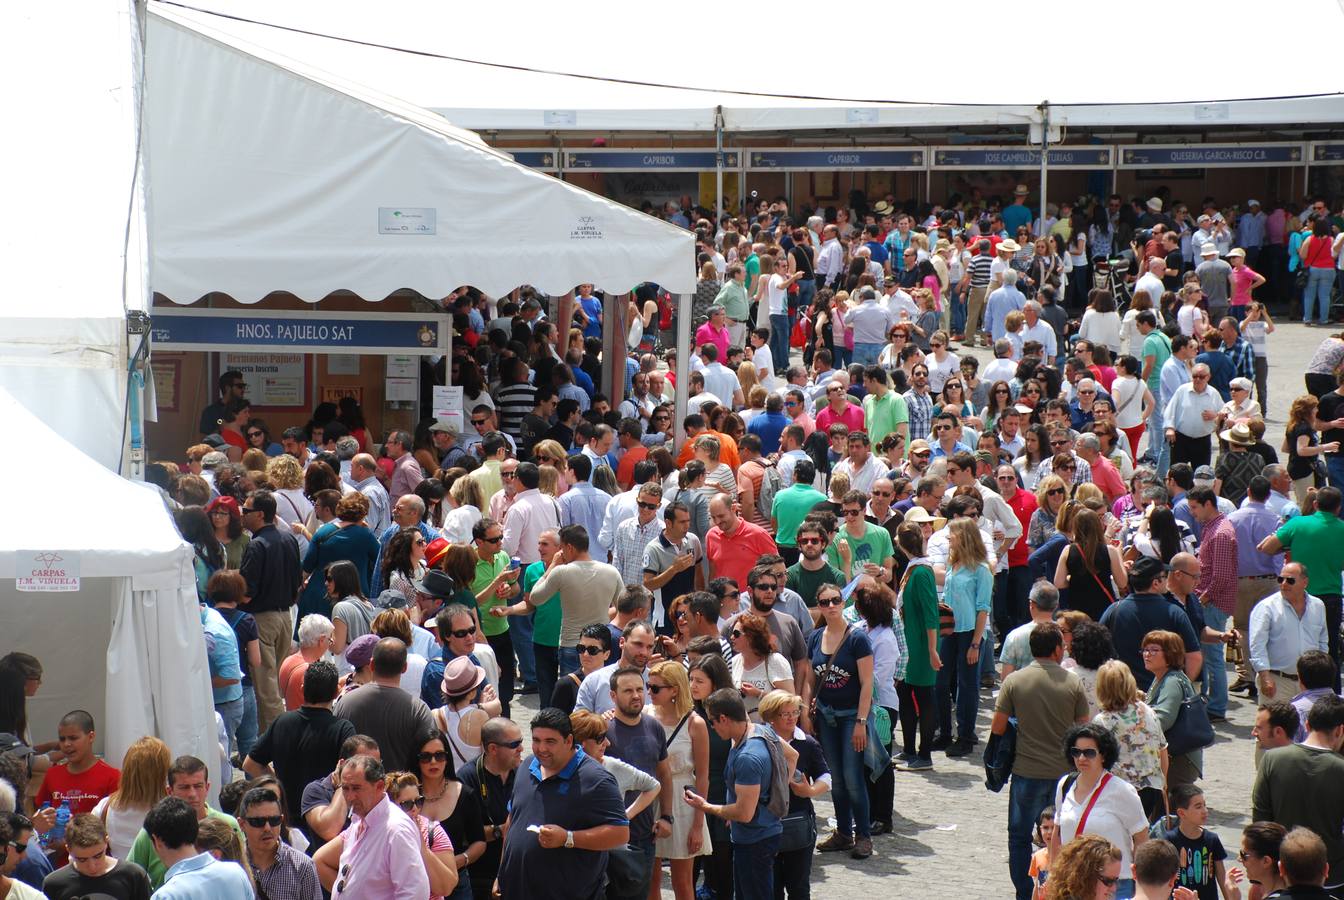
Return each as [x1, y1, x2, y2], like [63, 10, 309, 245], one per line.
[999, 239, 1021, 254]
[1013, 184, 1030, 196]
[1227, 248, 1246, 259]
[1218, 423, 1257, 447]
[441, 656, 486, 698]
[903, 506, 947, 530]
[873, 200, 895, 217]
[1200, 243, 1218, 257]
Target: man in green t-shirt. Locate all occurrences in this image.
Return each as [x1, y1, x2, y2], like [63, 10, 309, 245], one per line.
[770, 458, 827, 564]
[127, 756, 244, 890]
[1138, 312, 1171, 470]
[786, 522, 845, 619]
[492, 529, 563, 708]
[826, 491, 896, 584]
[472, 517, 521, 716]
[1259, 487, 1344, 687]
[861, 366, 909, 454]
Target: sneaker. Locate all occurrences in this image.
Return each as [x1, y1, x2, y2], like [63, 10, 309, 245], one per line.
[945, 738, 976, 758]
[929, 734, 953, 752]
[900, 757, 934, 771]
[893, 752, 916, 767]
[851, 838, 873, 860]
[817, 831, 854, 853]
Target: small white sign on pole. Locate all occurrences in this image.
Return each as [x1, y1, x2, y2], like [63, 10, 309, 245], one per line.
[432, 385, 465, 434]
[17, 551, 80, 592]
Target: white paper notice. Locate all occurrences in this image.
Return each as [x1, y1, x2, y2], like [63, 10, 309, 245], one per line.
[386, 355, 417, 379]
[17, 551, 80, 592]
[432, 385, 464, 419]
[385, 378, 417, 403]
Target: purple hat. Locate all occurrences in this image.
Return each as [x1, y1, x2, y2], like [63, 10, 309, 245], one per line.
[344, 634, 379, 670]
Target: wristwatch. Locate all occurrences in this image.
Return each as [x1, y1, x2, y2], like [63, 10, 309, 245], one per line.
[659, 814, 674, 825]
[564, 830, 575, 849]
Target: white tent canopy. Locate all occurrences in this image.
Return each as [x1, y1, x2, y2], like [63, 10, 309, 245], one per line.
[0, 1, 148, 471]
[149, 0, 1344, 131]
[0, 388, 216, 777]
[146, 4, 695, 302]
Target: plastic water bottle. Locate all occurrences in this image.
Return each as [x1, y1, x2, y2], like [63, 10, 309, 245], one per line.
[51, 800, 70, 843]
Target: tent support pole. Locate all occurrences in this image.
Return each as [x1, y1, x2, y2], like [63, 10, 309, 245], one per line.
[715, 107, 724, 223]
[1038, 101, 1050, 235]
[673, 293, 691, 454]
[605, 293, 629, 407]
[556, 291, 575, 354]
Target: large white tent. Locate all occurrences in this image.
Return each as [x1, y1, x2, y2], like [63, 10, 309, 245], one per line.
[147, 0, 1344, 131]
[146, 4, 695, 302]
[0, 2, 149, 472]
[0, 388, 215, 775]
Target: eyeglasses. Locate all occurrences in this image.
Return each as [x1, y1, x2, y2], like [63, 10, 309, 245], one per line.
[798, 537, 823, 545]
[209, 508, 231, 516]
[9, 841, 26, 856]
[471, 418, 490, 426]
[912, 450, 931, 458]
[240, 507, 257, 514]
[480, 535, 503, 544]
[843, 509, 864, 517]
[1078, 389, 1095, 396]
[1237, 849, 1253, 862]
[637, 501, 659, 511]
[1141, 647, 1163, 656]
[648, 683, 668, 694]
[933, 425, 950, 432]
[1192, 373, 1209, 380]
[1277, 576, 1297, 585]
[418, 750, 450, 762]
[1068, 746, 1099, 760]
[491, 739, 524, 749]
[1050, 439, 1070, 448]
[730, 629, 744, 639]
[1098, 874, 1120, 888]
[244, 815, 284, 828]
[450, 626, 477, 639]
[995, 388, 1010, 395]
[247, 431, 264, 438]
[501, 471, 517, 479]
[578, 644, 606, 656]
[753, 583, 779, 592]
[398, 797, 426, 812]
[414, 538, 427, 547]
[816, 597, 843, 607]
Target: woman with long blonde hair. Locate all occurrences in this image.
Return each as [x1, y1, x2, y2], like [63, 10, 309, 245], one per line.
[1285, 393, 1337, 505]
[735, 360, 761, 408]
[935, 518, 993, 756]
[94, 736, 172, 859]
[648, 660, 709, 899]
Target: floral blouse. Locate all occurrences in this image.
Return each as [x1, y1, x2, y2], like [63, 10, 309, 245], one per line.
[1093, 701, 1166, 792]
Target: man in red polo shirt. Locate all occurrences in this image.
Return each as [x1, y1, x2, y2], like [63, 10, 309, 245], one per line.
[705, 494, 778, 593]
[994, 464, 1038, 640]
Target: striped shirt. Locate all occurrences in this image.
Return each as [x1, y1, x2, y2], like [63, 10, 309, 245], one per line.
[612, 515, 665, 588]
[967, 254, 993, 288]
[902, 389, 935, 442]
[493, 382, 537, 439]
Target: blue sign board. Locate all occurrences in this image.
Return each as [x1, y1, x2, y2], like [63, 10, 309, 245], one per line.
[565, 150, 736, 171]
[748, 149, 924, 170]
[1313, 143, 1344, 163]
[509, 151, 559, 169]
[151, 311, 448, 354]
[1120, 144, 1302, 168]
[932, 146, 1112, 169]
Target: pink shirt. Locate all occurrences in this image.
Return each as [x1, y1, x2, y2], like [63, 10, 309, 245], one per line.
[695, 321, 731, 360]
[815, 403, 866, 435]
[335, 795, 430, 900]
[1230, 265, 1261, 307]
[390, 452, 424, 503]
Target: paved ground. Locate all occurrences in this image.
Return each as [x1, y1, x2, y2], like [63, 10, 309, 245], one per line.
[524, 320, 1327, 898]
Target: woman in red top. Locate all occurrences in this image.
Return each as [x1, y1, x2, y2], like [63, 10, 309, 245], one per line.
[217, 398, 250, 462]
[1300, 218, 1338, 326]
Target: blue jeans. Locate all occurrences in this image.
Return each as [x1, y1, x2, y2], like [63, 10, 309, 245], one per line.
[853, 342, 883, 366]
[1008, 774, 1059, 900]
[732, 835, 779, 900]
[979, 621, 997, 683]
[769, 314, 791, 375]
[1327, 454, 1344, 492]
[1200, 605, 1229, 717]
[534, 643, 558, 708]
[558, 645, 580, 677]
[815, 707, 871, 839]
[937, 630, 981, 741]
[950, 284, 967, 336]
[216, 697, 244, 758]
[1306, 267, 1334, 324]
[511, 611, 536, 685]
[832, 345, 852, 368]
[1146, 397, 1171, 476]
[236, 685, 258, 761]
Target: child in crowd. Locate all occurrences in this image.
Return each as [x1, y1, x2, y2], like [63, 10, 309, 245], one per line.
[34, 710, 121, 862]
[1029, 805, 1055, 900]
[1162, 785, 1235, 900]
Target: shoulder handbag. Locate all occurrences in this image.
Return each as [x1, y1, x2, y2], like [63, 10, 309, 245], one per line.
[1074, 773, 1113, 837]
[1152, 671, 1215, 757]
[1072, 543, 1117, 606]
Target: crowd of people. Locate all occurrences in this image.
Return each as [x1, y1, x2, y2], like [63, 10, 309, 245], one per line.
[4, 189, 1344, 900]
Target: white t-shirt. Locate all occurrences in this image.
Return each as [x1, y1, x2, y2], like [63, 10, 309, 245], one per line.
[927, 352, 961, 394]
[1110, 376, 1146, 429]
[767, 274, 789, 315]
[91, 796, 149, 860]
[1054, 773, 1148, 875]
[1176, 304, 1208, 337]
[401, 652, 428, 698]
[730, 652, 794, 719]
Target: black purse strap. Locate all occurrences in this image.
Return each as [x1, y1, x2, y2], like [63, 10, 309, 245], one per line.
[664, 712, 692, 752]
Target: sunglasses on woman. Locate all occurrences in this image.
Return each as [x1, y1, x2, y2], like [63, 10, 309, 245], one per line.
[398, 797, 427, 812]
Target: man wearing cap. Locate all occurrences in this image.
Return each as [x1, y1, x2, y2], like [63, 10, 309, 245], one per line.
[1196, 243, 1234, 322]
[428, 420, 470, 472]
[1100, 557, 1202, 690]
[845, 287, 898, 367]
[1002, 185, 1032, 236]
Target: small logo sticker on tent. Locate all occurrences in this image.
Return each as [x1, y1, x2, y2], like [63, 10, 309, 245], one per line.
[378, 208, 437, 235]
[17, 551, 80, 592]
[570, 216, 605, 241]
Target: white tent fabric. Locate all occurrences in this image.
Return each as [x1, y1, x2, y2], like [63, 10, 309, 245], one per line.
[0, 1, 148, 471]
[0, 388, 216, 779]
[148, 0, 1344, 130]
[146, 5, 695, 302]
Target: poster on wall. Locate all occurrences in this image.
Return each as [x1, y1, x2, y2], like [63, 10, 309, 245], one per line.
[222, 353, 308, 408]
[151, 355, 182, 413]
